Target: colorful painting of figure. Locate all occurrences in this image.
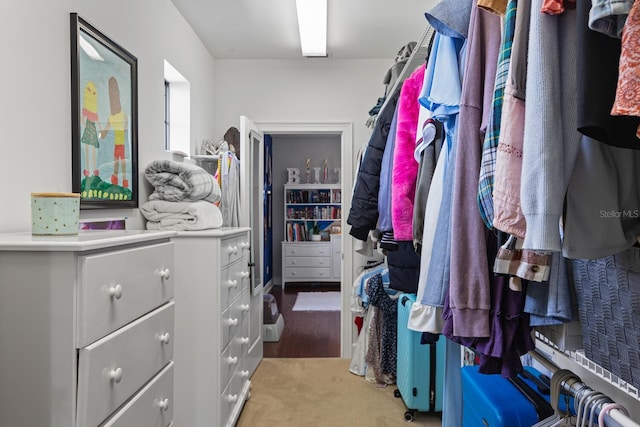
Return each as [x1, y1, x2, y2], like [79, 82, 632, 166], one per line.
[74, 17, 136, 205]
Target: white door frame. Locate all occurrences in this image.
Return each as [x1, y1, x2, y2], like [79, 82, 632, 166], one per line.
[256, 121, 354, 358]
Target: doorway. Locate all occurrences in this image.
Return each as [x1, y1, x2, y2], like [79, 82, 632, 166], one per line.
[256, 122, 354, 358]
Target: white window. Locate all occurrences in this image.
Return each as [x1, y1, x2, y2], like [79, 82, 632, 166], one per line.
[163, 60, 190, 156]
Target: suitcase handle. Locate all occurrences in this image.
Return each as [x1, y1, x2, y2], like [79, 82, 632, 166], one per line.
[521, 369, 551, 395]
[508, 376, 554, 420]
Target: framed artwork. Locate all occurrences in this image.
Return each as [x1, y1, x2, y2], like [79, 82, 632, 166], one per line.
[70, 13, 138, 209]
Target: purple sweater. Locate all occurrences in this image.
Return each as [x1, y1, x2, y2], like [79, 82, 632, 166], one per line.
[448, 4, 501, 338]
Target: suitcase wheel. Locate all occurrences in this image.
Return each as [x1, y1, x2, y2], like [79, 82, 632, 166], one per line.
[404, 410, 415, 422]
[394, 389, 401, 398]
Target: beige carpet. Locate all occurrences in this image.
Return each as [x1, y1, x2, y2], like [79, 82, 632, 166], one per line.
[236, 358, 442, 427]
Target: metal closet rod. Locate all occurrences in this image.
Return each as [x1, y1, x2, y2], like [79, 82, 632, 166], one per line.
[530, 349, 640, 427]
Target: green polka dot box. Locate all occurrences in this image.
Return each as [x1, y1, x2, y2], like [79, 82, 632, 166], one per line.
[30, 192, 80, 235]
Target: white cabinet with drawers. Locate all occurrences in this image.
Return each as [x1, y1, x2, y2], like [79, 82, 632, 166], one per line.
[0, 230, 176, 427]
[172, 227, 262, 427]
[282, 234, 342, 289]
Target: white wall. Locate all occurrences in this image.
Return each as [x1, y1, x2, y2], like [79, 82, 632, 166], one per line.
[212, 58, 391, 283]
[271, 134, 341, 282]
[0, 0, 216, 232]
[212, 58, 389, 156]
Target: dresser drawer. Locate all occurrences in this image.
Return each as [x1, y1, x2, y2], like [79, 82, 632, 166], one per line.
[77, 302, 175, 427]
[220, 319, 249, 390]
[77, 242, 174, 346]
[285, 256, 330, 268]
[284, 267, 332, 280]
[284, 243, 330, 257]
[101, 362, 174, 427]
[220, 368, 250, 427]
[220, 258, 250, 310]
[220, 235, 250, 267]
[221, 288, 250, 350]
[221, 297, 242, 351]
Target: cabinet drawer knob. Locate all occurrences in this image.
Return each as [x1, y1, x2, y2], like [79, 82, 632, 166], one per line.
[225, 394, 238, 403]
[226, 279, 238, 288]
[238, 241, 250, 249]
[157, 332, 171, 345]
[109, 284, 123, 300]
[225, 318, 239, 327]
[109, 367, 123, 383]
[227, 246, 239, 255]
[240, 271, 250, 279]
[159, 268, 171, 280]
[240, 370, 250, 378]
[155, 398, 170, 411]
[240, 304, 250, 312]
[238, 337, 249, 345]
[226, 356, 239, 366]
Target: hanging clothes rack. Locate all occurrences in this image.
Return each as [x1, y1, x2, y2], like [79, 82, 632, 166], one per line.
[530, 349, 640, 427]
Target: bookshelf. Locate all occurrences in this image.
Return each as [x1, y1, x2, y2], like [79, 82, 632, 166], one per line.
[282, 183, 342, 288]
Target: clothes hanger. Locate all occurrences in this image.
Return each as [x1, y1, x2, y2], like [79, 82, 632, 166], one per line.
[576, 390, 607, 427]
[588, 396, 613, 427]
[533, 370, 579, 427]
[597, 402, 630, 427]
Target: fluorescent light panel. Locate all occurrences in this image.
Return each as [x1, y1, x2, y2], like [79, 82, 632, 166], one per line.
[295, 0, 327, 57]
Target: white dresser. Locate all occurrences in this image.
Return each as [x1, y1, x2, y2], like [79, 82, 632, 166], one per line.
[0, 230, 176, 427]
[172, 227, 262, 427]
[281, 234, 342, 289]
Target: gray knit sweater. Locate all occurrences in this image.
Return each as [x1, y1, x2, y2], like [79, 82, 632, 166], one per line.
[520, 1, 581, 252]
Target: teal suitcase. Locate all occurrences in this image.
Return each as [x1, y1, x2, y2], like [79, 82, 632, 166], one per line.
[395, 293, 446, 422]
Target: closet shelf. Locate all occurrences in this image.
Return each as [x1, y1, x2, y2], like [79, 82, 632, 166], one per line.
[534, 331, 640, 422]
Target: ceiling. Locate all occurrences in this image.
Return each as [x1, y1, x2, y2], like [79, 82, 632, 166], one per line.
[170, 0, 439, 60]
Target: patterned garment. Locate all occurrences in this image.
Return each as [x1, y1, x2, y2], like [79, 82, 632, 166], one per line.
[611, 0, 640, 138]
[366, 273, 397, 379]
[477, 0, 518, 229]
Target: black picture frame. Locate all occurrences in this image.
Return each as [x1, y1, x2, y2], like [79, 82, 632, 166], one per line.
[70, 13, 138, 209]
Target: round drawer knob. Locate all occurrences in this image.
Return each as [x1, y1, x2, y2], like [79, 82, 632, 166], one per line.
[238, 241, 250, 249]
[240, 271, 250, 278]
[238, 337, 250, 345]
[158, 332, 171, 345]
[227, 356, 238, 365]
[159, 268, 171, 280]
[225, 394, 238, 403]
[156, 398, 170, 411]
[109, 367, 123, 383]
[240, 370, 250, 378]
[240, 304, 250, 312]
[225, 318, 239, 327]
[109, 284, 123, 300]
[226, 280, 238, 288]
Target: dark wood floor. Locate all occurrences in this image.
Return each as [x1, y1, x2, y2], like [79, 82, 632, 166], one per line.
[263, 283, 341, 358]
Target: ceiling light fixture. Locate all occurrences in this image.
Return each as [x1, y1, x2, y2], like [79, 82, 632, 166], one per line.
[295, 0, 327, 57]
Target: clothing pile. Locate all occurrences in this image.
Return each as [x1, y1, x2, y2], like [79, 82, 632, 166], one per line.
[141, 159, 223, 231]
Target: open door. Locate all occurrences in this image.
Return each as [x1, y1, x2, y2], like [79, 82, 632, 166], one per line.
[239, 115, 264, 376]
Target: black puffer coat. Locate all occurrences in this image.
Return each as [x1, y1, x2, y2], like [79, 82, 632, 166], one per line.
[347, 91, 400, 241]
